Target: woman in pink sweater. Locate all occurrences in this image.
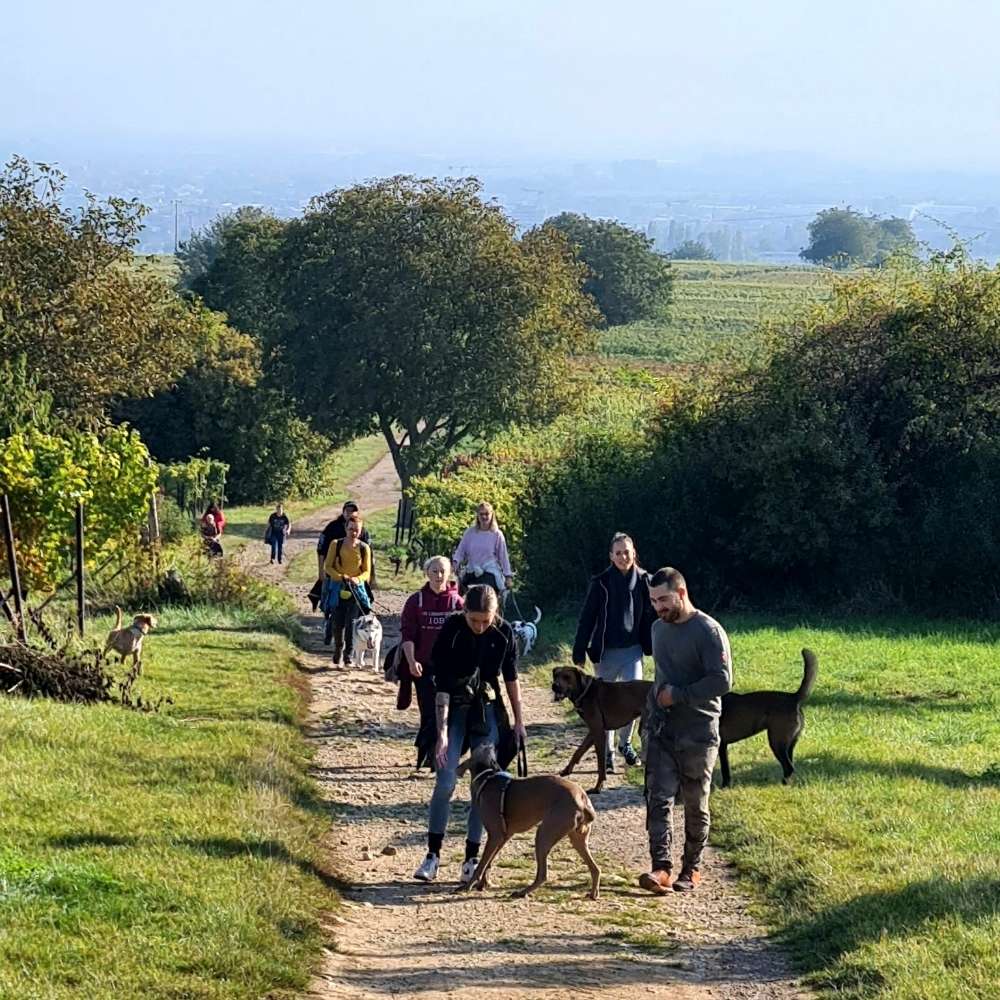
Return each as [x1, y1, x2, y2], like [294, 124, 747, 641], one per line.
[452, 501, 514, 596]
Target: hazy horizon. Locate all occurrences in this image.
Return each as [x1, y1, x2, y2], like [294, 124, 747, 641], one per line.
[4, 0, 999, 173]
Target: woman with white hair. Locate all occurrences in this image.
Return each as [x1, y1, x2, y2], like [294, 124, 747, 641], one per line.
[399, 555, 463, 769]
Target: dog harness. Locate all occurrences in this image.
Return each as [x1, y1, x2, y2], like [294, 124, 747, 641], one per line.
[470, 768, 514, 836]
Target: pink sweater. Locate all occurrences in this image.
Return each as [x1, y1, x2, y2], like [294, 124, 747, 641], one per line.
[453, 526, 512, 578]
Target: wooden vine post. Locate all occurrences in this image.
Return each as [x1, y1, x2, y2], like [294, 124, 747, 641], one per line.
[75, 501, 85, 637]
[1, 493, 27, 643]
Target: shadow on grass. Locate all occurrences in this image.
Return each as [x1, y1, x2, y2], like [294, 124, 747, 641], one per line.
[49, 832, 139, 849]
[722, 749, 999, 789]
[180, 836, 347, 892]
[808, 690, 989, 714]
[785, 875, 1000, 978]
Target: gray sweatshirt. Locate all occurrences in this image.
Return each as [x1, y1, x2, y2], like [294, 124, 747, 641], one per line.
[649, 611, 733, 746]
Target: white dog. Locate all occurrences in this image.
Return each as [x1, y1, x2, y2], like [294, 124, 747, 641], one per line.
[509, 607, 542, 658]
[353, 613, 383, 671]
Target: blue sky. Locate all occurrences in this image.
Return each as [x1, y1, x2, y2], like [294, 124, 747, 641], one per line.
[3, 0, 997, 169]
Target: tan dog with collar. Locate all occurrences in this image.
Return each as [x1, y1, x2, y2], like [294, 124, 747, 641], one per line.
[103, 606, 157, 668]
[455, 742, 600, 900]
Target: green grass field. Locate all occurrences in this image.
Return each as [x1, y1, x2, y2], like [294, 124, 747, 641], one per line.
[529, 612, 1000, 1000]
[600, 261, 834, 364]
[0, 606, 331, 1000]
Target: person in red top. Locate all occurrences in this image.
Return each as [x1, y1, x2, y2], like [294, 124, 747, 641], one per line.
[400, 555, 463, 769]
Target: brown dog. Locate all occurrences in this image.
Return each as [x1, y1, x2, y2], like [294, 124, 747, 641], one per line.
[455, 743, 600, 899]
[103, 606, 157, 668]
[551, 666, 652, 793]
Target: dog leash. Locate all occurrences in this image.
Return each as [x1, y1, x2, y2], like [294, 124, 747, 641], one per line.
[516, 737, 528, 778]
[508, 589, 527, 622]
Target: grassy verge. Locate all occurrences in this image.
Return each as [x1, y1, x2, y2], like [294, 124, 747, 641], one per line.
[0, 605, 332, 1000]
[527, 610, 1000, 999]
[222, 434, 387, 545]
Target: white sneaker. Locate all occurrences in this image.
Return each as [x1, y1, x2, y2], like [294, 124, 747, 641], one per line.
[459, 858, 479, 884]
[414, 854, 439, 882]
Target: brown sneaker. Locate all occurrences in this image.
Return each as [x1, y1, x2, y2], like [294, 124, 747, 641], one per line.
[638, 869, 674, 895]
[673, 868, 701, 892]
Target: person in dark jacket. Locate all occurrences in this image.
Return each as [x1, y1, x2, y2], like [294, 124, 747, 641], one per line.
[572, 532, 656, 771]
[398, 555, 464, 769]
[307, 501, 371, 611]
[266, 502, 291, 564]
[412, 585, 526, 886]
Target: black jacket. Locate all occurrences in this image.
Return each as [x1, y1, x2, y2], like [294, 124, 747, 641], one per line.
[429, 614, 519, 695]
[420, 614, 520, 771]
[572, 564, 655, 665]
[317, 516, 370, 557]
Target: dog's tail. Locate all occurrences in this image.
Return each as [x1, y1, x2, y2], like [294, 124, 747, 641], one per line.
[796, 649, 818, 704]
[114, 605, 123, 629]
[577, 794, 597, 831]
[532, 606, 542, 624]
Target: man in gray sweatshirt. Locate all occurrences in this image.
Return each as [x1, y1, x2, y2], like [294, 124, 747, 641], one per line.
[639, 567, 732, 894]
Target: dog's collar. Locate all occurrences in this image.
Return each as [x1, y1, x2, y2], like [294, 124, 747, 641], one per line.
[570, 675, 594, 706]
[128, 624, 146, 636]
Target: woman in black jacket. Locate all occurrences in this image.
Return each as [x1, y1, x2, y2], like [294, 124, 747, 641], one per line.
[572, 532, 655, 771]
[412, 585, 527, 886]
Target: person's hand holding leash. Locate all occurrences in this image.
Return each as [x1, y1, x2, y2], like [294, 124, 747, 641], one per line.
[656, 684, 675, 708]
[514, 720, 528, 746]
[410, 660, 423, 678]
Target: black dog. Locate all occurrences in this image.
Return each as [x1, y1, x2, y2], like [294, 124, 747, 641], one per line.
[719, 648, 818, 787]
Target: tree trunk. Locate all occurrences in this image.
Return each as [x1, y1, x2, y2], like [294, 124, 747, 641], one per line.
[377, 414, 412, 495]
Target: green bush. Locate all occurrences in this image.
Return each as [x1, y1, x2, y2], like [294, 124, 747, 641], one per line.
[409, 366, 659, 598]
[0, 424, 156, 589]
[634, 253, 1000, 611]
[155, 495, 193, 544]
[417, 254, 1000, 615]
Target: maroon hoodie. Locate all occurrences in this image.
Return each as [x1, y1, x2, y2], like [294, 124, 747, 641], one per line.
[400, 583, 463, 667]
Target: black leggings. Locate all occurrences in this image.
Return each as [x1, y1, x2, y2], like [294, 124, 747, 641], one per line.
[332, 597, 360, 658]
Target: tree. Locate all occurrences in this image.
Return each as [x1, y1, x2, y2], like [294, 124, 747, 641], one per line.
[177, 207, 287, 339]
[542, 212, 674, 325]
[0, 157, 214, 420]
[666, 239, 715, 261]
[116, 311, 332, 503]
[274, 176, 599, 489]
[801, 207, 915, 268]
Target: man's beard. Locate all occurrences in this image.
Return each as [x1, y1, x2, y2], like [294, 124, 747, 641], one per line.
[658, 606, 681, 623]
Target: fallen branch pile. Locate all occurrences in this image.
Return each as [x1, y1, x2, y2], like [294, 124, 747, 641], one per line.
[0, 642, 165, 711]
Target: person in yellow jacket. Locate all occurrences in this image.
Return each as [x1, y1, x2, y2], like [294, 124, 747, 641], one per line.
[324, 513, 372, 666]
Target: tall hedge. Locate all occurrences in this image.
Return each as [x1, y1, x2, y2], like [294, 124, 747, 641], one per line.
[415, 255, 1000, 614]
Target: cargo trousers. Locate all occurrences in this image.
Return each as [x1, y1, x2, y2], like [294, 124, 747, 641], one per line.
[644, 734, 718, 873]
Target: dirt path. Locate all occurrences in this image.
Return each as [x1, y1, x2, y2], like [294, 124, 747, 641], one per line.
[246, 460, 808, 999]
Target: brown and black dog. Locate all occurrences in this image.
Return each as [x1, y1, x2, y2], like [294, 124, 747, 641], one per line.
[550, 667, 651, 793]
[456, 743, 600, 899]
[552, 648, 818, 790]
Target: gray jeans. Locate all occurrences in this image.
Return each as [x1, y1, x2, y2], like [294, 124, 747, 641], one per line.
[595, 644, 643, 753]
[644, 736, 718, 872]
